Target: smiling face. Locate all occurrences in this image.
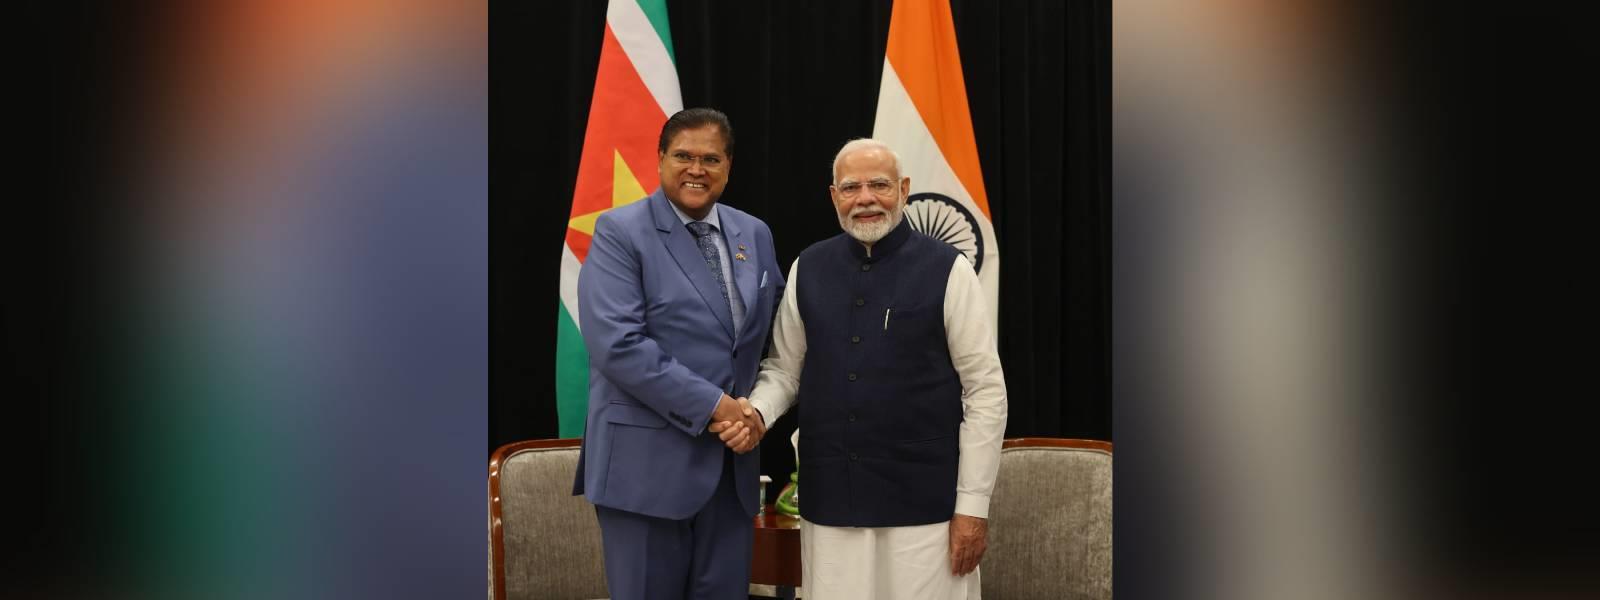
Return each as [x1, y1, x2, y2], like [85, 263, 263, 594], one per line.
[830, 146, 910, 245]
[657, 124, 731, 220]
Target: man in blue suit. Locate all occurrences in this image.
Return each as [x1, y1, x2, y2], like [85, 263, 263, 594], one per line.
[572, 108, 782, 599]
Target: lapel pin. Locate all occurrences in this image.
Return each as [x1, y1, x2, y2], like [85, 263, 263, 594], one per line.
[735, 253, 747, 261]
[737, 244, 747, 251]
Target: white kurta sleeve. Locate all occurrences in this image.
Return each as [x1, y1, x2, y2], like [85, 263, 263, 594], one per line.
[946, 255, 1008, 518]
[749, 258, 806, 429]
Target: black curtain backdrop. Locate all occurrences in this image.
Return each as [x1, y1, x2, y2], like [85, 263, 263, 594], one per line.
[493, 0, 1109, 490]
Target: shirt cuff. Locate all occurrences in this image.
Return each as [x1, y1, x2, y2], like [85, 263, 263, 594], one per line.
[749, 397, 773, 429]
[954, 493, 991, 519]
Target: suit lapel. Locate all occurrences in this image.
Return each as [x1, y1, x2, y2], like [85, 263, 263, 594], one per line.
[651, 192, 736, 339]
[725, 212, 759, 339]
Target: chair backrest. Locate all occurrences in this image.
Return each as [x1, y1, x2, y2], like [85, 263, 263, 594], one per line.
[489, 439, 608, 600]
[982, 438, 1113, 600]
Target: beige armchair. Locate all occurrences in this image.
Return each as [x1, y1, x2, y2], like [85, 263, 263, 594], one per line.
[489, 439, 608, 600]
[982, 438, 1113, 600]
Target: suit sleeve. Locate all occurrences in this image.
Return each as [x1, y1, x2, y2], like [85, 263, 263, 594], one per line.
[578, 211, 725, 437]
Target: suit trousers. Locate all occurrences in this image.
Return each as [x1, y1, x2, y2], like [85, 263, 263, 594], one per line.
[595, 449, 752, 600]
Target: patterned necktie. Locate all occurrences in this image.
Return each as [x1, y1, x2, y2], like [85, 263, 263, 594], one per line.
[685, 221, 733, 314]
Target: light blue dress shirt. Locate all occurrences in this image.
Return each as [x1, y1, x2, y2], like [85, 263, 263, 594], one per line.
[668, 201, 745, 335]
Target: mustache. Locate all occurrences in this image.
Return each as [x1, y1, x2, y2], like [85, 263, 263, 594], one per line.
[847, 201, 899, 217]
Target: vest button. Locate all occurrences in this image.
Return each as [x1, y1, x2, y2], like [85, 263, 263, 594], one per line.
[847, 373, 858, 381]
[850, 452, 859, 461]
[850, 336, 860, 344]
[854, 298, 865, 307]
[861, 264, 872, 272]
[848, 412, 856, 422]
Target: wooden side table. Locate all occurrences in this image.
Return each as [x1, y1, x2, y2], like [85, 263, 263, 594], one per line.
[751, 505, 801, 599]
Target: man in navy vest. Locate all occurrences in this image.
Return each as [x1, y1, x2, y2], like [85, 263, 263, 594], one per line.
[573, 108, 780, 599]
[736, 138, 1008, 599]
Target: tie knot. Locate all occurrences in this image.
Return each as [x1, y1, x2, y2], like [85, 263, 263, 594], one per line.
[686, 221, 715, 238]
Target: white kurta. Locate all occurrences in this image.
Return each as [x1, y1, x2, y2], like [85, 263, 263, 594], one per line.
[801, 518, 982, 600]
[750, 253, 1008, 600]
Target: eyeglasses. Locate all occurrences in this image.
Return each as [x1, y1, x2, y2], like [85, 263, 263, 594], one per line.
[667, 151, 726, 171]
[834, 178, 897, 199]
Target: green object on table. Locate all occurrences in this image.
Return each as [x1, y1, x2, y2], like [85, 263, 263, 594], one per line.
[775, 468, 799, 515]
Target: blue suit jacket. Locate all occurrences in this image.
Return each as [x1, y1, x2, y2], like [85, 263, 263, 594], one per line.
[572, 189, 784, 520]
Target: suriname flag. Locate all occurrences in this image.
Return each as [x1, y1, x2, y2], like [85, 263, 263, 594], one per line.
[557, 0, 682, 438]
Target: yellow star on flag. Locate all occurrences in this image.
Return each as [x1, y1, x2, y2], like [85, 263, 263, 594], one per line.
[568, 149, 649, 236]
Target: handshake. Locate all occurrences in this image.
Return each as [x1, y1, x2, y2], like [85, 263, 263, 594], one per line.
[707, 394, 766, 454]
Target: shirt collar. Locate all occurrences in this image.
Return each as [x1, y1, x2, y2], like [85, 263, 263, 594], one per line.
[669, 200, 721, 231]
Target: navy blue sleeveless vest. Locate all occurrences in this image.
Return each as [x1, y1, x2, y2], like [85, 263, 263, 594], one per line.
[794, 220, 964, 527]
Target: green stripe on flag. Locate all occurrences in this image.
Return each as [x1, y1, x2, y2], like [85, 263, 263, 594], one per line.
[636, 0, 676, 64]
[556, 301, 591, 438]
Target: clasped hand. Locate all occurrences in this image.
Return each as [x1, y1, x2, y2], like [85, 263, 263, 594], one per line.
[706, 394, 765, 453]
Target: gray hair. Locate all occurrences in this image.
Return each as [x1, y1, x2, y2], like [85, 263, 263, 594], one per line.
[832, 138, 903, 183]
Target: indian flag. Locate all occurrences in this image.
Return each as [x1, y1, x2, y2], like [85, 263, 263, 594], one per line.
[874, 0, 1000, 329]
[558, 0, 682, 438]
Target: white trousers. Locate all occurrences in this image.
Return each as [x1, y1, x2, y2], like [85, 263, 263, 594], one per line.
[799, 519, 981, 600]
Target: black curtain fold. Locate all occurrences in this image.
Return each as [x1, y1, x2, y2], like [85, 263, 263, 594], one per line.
[492, 0, 1110, 477]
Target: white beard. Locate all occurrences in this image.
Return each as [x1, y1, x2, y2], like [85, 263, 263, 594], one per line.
[838, 199, 905, 244]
